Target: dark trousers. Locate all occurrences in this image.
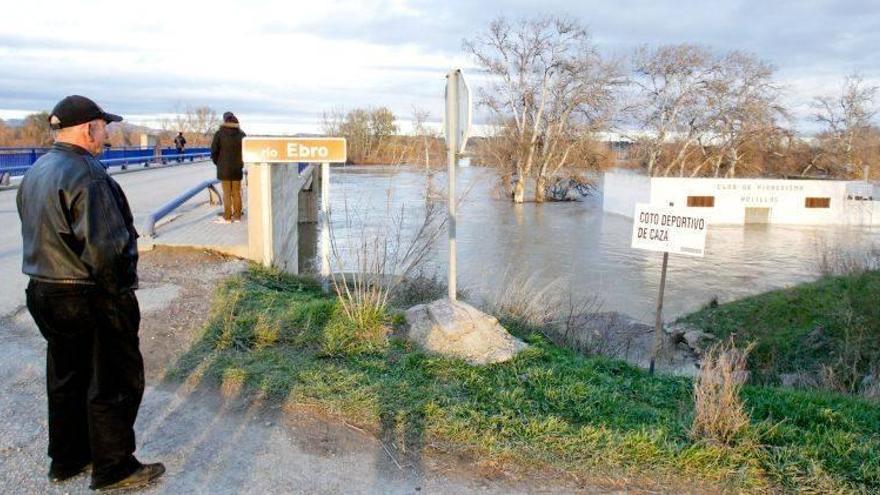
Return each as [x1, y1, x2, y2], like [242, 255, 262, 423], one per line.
[175, 147, 184, 162]
[26, 281, 144, 486]
[221, 180, 242, 220]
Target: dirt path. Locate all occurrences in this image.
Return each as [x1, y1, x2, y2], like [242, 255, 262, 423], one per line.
[0, 247, 630, 494]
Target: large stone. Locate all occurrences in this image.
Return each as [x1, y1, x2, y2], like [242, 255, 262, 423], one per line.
[404, 299, 527, 365]
[682, 330, 716, 355]
[664, 322, 698, 341]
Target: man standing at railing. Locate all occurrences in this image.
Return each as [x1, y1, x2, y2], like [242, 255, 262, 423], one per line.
[16, 95, 165, 492]
[173, 132, 186, 163]
[210, 111, 246, 223]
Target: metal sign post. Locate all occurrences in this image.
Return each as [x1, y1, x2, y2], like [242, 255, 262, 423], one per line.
[650, 252, 669, 375]
[444, 69, 471, 301]
[630, 203, 710, 375]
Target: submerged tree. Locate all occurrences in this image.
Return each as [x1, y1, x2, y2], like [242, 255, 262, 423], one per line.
[466, 16, 621, 203]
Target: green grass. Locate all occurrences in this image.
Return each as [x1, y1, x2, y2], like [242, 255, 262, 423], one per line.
[679, 270, 880, 388]
[169, 265, 880, 493]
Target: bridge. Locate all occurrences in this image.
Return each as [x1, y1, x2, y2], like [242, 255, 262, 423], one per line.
[0, 158, 322, 318]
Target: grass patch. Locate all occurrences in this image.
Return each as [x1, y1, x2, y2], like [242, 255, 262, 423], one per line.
[170, 266, 880, 493]
[679, 270, 880, 391]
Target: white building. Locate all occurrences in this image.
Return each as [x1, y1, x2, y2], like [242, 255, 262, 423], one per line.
[603, 170, 880, 225]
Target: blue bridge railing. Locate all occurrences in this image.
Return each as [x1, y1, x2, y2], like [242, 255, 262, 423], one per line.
[0, 146, 212, 178]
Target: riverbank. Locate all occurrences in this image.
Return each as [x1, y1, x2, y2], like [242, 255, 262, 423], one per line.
[1, 248, 596, 494]
[677, 269, 880, 395]
[170, 265, 880, 493]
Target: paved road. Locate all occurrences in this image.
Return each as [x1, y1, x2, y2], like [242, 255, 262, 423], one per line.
[0, 161, 217, 317]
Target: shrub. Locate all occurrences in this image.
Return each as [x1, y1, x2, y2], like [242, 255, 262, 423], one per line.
[320, 305, 390, 356]
[691, 338, 754, 446]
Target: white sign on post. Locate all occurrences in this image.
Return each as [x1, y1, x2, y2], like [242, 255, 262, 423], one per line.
[445, 69, 471, 154]
[631, 203, 710, 374]
[631, 204, 709, 257]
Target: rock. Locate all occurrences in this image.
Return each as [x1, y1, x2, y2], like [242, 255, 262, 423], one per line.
[682, 330, 716, 355]
[663, 322, 698, 342]
[404, 299, 527, 365]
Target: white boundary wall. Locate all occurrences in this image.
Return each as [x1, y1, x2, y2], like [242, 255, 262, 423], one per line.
[602, 170, 652, 218]
[603, 170, 880, 226]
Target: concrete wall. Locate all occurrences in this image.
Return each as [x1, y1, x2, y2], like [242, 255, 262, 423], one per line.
[602, 170, 651, 217]
[602, 170, 880, 226]
[247, 163, 301, 273]
[649, 177, 877, 225]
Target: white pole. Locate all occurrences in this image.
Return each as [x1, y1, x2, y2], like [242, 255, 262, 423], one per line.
[446, 71, 458, 301]
[320, 162, 331, 280]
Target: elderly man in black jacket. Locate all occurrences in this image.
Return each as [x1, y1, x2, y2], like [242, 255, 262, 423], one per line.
[16, 95, 165, 491]
[210, 111, 246, 223]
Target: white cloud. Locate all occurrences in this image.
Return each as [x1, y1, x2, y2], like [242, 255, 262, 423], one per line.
[1, 0, 879, 134]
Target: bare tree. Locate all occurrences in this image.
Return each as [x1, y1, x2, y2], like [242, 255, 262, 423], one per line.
[189, 106, 220, 138]
[410, 106, 435, 172]
[161, 105, 220, 146]
[629, 44, 715, 176]
[813, 74, 879, 178]
[21, 112, 53, 146]
[0, 118, 11, 146]
[701, 51, 786, 177]
[473, 120, 519, 198]
[466, 16, 621, 203]
[323, 106, 403, 164]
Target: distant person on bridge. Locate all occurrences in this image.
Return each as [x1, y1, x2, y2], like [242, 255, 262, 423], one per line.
[173, 131, 186, 163]
[16, 95, 165, 491]
[210, 111, 246, 223]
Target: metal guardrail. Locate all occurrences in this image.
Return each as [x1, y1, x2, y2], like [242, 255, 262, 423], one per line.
[0, 152, 213, 186]
[0, 147, 211, 176]
[104, 151, 211, 169]
[143, 165, 316, 240]
[142, 179, 222, 238]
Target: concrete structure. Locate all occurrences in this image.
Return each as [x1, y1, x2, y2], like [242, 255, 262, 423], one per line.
[247, 163, 302, 273]
[243, 138, 346, 276]
[603, 169, 880, 225]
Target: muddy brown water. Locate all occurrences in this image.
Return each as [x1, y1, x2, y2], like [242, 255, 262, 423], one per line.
[315, 165, 880, 323]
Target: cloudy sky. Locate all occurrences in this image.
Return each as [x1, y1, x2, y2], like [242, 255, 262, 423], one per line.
[1, 0, 878, 134]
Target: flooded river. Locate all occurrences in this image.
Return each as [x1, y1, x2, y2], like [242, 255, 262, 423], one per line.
[314, 165, 880, 322]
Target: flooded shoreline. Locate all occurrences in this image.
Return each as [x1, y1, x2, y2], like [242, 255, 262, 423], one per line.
[317, 165, 880, 322]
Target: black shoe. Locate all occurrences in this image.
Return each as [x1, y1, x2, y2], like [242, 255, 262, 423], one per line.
[49, 461, 91, 483]
[91, 463, 165, 491]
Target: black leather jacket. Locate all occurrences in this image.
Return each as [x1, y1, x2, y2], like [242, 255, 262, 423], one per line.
[16, 142, 139, 294]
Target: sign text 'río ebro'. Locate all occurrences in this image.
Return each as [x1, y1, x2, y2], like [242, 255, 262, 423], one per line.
[242, 137, 347, 164]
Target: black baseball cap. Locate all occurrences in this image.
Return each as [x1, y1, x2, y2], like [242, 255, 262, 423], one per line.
[48, 95, 123, 130]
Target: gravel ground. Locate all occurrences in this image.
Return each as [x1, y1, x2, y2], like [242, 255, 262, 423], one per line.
[0, 247, 621, 494]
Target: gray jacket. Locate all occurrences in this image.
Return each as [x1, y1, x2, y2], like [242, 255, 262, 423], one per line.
[16, 142, 138, 294]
